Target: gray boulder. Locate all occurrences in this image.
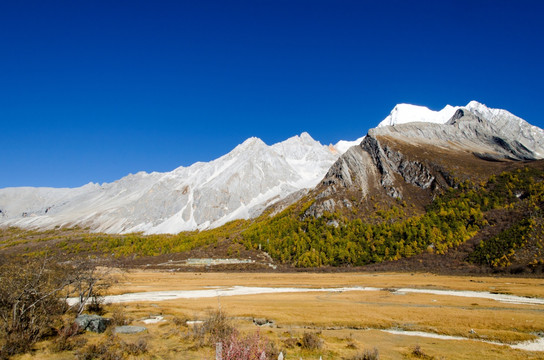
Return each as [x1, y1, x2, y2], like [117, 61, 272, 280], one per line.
[75, 314, 109, 333]
[253, 318, 275, 327]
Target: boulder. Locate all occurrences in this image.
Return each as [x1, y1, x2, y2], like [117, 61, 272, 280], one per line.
[75, 314, 109, 333]
[253, 318, 275, 327]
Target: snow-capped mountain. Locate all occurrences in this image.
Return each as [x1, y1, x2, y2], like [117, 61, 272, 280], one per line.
[0, 133, 339, 234]
[376, 101, 544, 156]
[377, 103, 460, 127]
[305, 101, 544, 219]
[333, 136, 366, 154]
[1, 100, 542, 235]
[330, 101, 540, 156]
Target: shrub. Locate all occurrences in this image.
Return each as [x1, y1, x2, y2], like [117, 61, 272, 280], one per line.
[345, 333, 358, 349]
[282, 337, 298, 349]
[109, 306, 131, 326]
[300, 332, 322, 350]
[346, 340, 358, 349]
[346, 347, 380, 360]
[202, 309, 235, 345]
[86, 295, 106, 315]
[0, 257, 112, 359]
[221, 330, 271, 360]
[75, 334, 148, 360]
[411, 344, 434, 359]
[123, 337, 148, 355]
[187, 309, 277, 359]
[189, 309, 235, 348]
[50, 320, 86, 352]
[68, 262, 113, 316]
[172, 315, 187, 327]
[204, 310, 234, 343]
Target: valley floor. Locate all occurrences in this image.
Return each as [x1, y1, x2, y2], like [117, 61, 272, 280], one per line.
[18, 271, 544, 360]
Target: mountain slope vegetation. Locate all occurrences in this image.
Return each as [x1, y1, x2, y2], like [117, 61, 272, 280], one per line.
[2, 101, 544, 274]
[2, 163, 543, 274]
[240, 163, 544, 271]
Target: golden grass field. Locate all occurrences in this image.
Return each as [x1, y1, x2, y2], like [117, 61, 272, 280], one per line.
[16, 271, 544, 360]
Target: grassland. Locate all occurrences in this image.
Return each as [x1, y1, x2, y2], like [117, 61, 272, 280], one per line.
[13, 271, 544, 360]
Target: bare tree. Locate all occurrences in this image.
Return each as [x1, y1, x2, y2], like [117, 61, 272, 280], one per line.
[0, 256, 112, 358]
[67, 261, 112, 315]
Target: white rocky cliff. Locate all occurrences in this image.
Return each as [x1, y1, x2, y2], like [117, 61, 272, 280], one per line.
[0, 133, 339, 234]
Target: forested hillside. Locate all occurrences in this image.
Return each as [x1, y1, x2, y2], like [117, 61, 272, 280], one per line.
[1, 164, 543, 274]
[241, 164, 544, 271]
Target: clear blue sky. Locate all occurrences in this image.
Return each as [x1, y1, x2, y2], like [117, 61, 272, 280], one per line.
[1, 0, 543, 188]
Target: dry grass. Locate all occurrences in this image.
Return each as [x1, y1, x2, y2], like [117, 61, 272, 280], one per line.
[12, 271, 544, 360]
[136, 290, 541, 343]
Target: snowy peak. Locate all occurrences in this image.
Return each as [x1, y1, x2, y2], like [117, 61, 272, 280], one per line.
[465, 100, 522, 125]
[334, 136, 366, 154]
[375, 101, 544, 158]
[464, 101, 544, 158]
[335, 102, 469, 154]
[378, 103, 460, 127]
[272, 132, 333, 160]
[377, 101, 528, 129]
[271, 132, 339, 189]
[231, 136, 268, 153]
[2, 101, 541, 236]
[0, 132, 340, 235]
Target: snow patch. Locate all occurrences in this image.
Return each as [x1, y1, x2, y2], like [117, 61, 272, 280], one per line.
[142, 316, 165, 324]
[378, 103, 460, 127]
[396, 288, 544, 305]
[66, 286, 378, 305]
[383, 329, 544, 352]
[334, 136, 366, 154]
[511, 337, 544, 351]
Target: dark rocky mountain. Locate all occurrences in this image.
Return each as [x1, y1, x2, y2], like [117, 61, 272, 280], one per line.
[305, 104, 543, 220]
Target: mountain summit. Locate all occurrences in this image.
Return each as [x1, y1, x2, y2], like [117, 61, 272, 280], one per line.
[1, 101, 542, 235]
[306, 101, 544, 219]
[0, 133, 338, 234]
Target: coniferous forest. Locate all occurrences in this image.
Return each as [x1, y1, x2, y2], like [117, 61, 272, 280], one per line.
[2, 166, 543, 272]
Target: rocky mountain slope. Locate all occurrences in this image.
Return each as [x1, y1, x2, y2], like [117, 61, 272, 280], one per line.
[1, 100, 542, 237]
[306, 101, 544, 218]
[235, 103, 544, 272]
[0, 133, 339, 234]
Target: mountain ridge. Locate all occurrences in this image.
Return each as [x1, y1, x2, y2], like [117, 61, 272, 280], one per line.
[1, 100, 542, 235]
[0, 132, 339, 234]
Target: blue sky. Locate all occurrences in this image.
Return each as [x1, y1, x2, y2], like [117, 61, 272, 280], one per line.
[1, 0, 543, 187]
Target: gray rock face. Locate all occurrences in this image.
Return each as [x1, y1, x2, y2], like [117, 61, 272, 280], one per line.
[114, 325, 148, 334]
[75, 314, 109, 333]
[465, 101, 544, 157]
[306, 106, 544, 217]
[361, 135, 435, 198]
[321, 144, 379, 195]
[373, 109, 537, 161]
[304, 144, 380, 218]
